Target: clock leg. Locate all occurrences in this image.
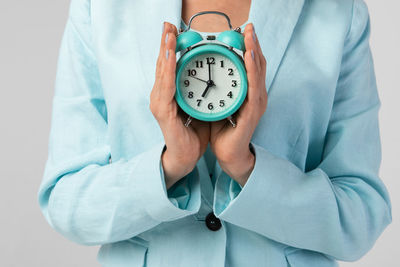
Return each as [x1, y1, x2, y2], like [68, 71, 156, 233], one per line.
[227, 115, 236, 128]
[184, 115, 193, 127]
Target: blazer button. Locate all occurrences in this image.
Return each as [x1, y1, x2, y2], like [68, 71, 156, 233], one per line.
[205, 212, 221, 231]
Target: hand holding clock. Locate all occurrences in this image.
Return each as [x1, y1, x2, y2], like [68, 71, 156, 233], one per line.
[150, 22, 267, 189]
[150, 22, 210, 190]
[209, 23, 268, 187]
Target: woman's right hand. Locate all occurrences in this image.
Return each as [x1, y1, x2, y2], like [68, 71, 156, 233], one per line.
[150, 22, 210, 190]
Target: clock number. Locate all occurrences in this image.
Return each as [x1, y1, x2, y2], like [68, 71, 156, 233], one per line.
[228, 68, 234, 75]
[184, 80, 190, 87]
[195, 60, 203, 68]
[206, 57, 215, 64]
[188, 91, 194, 98]
[227, 91, 233, 98]
[188, 69, 197, 76]
[219, 100, 225, 107]
[220, 60, 224, 68]
[208, 102, 214, 110]
[197, 99, 202, 107]
[231, 80, 237, 87]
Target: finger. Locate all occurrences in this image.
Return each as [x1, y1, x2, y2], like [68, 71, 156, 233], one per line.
[245, 49, 260, 92]
[168, 22, 178, 36]
[243, 40, 260, 107]
[209, 119, 227, 142]
[251, 24, 262, 68]
[160, 23, 178, 76]
[244, 24, 260, 97]
[164, 27, 177, 77]
[158, 22, 178, 76]
[244, 48, 258, 87]
[190, 119, 210, 153]
[250, 26, 268, 108]
[156, 22, 168, 78]
[244, 23, 261, 72]
[238, 35, 260, 125]
[250, 24, 267, 80]
[161, 32, 177, 101]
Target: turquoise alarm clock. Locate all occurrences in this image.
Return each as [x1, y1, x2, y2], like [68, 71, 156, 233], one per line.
[175, 11, 248, 127]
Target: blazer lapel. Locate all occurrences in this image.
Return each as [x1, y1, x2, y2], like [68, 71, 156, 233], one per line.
[248, 0, 305, 93]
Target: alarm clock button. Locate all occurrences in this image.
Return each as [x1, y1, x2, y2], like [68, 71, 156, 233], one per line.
[205, 212, 222, 231]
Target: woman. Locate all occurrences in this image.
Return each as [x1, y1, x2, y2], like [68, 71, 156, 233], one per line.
[37, 0, 392, 266]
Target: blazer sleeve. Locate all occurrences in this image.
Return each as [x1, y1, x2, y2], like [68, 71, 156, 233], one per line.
[212, 0, 392, 261]
[37, 0, 201, 246]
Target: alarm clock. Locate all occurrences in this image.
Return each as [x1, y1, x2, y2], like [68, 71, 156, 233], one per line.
[175, 11, 248, 127]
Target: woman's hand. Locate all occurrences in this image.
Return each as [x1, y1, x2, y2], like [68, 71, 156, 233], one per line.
[209, 23, 268, 187]
[150, 22, 210, 190]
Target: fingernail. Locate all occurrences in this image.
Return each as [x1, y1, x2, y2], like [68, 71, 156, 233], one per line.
[251, 50, 254, 60]
[166, 49, 169, 59]
[252, 29, 256, 42]
[162, 22, 165, 33]
[165, 33, 169, 44]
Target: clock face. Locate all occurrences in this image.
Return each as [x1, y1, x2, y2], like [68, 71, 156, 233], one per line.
[177, 52, 242, 116]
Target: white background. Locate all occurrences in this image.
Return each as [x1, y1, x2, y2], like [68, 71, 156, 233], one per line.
[0, 0, 398, 266]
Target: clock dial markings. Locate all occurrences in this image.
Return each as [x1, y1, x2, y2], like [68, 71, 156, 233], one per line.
[195, 60, 204, 68]
[179, 53, 241, 115]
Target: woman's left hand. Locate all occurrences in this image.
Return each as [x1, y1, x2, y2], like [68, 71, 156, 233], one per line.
[209, 23, 268, 187]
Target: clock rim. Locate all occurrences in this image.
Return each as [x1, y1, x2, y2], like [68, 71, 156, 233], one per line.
[175, 44, 248, 122]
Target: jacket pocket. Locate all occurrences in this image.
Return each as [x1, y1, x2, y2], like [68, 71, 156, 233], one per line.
[284, 247, 338, 267]
[97, 237, 149, 267]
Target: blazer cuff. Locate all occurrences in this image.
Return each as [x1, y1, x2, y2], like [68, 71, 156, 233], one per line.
[213, 141, 269, 218]
[160, 145, 199, 211]
[132, 141, 201, 222]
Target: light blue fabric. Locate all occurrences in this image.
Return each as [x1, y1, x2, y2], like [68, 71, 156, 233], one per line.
[37, 0, 392, 266]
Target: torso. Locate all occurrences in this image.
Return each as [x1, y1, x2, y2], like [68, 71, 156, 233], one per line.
[181, 0, 251, 32]
[84, 1, 358, 265]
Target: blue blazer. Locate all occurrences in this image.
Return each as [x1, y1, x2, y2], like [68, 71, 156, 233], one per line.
[38, 0, 392, 266]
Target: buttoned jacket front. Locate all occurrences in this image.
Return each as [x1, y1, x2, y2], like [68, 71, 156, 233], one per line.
[37, 0, 392, 266]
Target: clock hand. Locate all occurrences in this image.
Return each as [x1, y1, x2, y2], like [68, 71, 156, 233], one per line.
[201, 84, 211, 98]
[188, 75, 207, 84]
[201, 80, 215, 98]
[202, 59, 215, 98]
[208, 61, 211, 82]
